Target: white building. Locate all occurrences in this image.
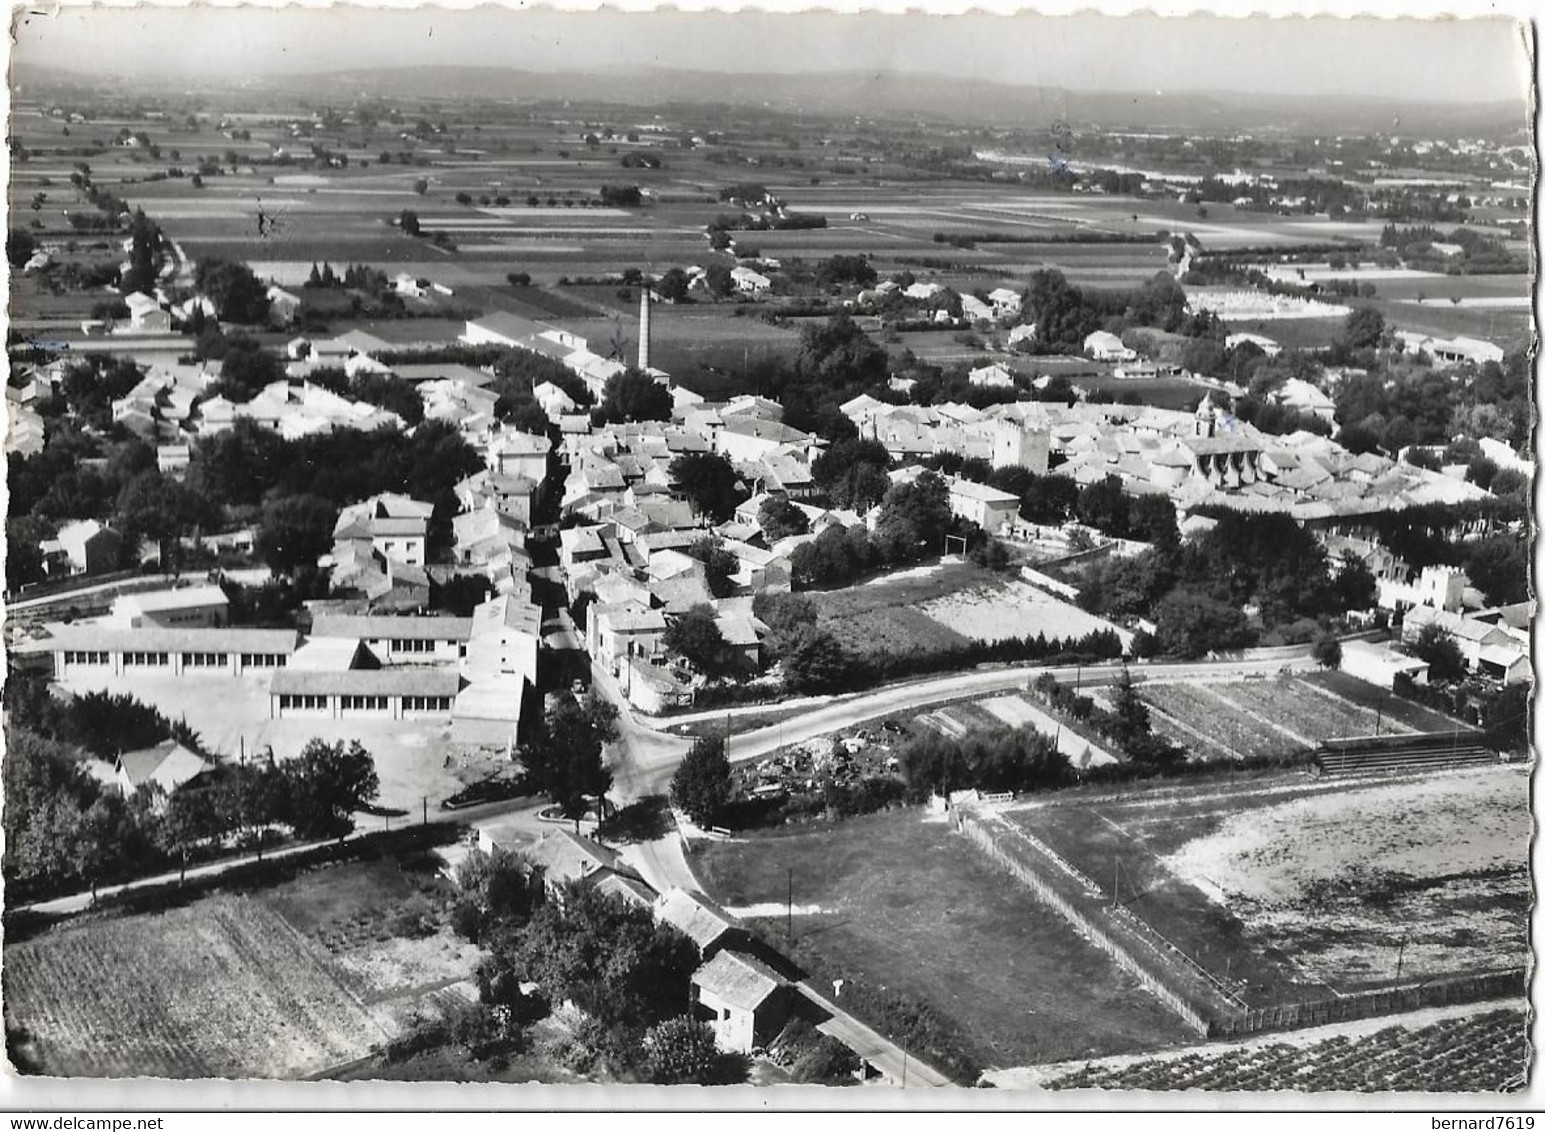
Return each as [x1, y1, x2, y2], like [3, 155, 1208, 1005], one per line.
[968, 363, 1015, 389]
[947, 477, 1021, 535]
[1084, 330, 1136, 362]
[730, 266, 771, 294]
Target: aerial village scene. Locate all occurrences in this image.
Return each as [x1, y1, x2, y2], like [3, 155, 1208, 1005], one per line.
[0, 7, 1535, 1097]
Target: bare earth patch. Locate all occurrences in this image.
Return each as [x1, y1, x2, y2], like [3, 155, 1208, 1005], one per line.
[919, 580, 1131, 647]
[1161, 768, 1529, 983]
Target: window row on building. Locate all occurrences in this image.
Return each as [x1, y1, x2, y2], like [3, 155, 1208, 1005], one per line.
[390, 638, 439, 653]
[340, 694, 392, 711]
[63, 650, 110, 666]
[240, 653, 288, 668]
[277, 693, 329, 711]
[403, 694, 454, 711]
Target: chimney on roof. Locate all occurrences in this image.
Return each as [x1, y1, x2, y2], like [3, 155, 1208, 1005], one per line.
[638, 281, 652, 373]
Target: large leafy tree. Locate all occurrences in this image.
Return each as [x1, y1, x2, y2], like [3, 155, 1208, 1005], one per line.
[873, 470, 951, 564]
[256, 493, 338, 576]
[1340, 306, 1387, 352]
[686, 535, 739, 598]
[1463, 535, 1529, 606]
[524, 695, 613, 826]
[598, 368, 672, 424]
[1311, 631, 1343, 670]
[779, 624, 852, 693]
[1022, 269, 1102, 352]
[1412, 623, 1466, 683]
[898, 724, 1070, 801]
[812, 437, 890, 511]
[450, 847, 541, 943]
[758, 495, 809, 541]
[213, 337, 285, 403]
[195, 257, 271, 324]
[663, 605, 729, 678]
[644, 1018, 748, 1085]
[114, 470, 212, 572]
[281, 738, 380, 839]
[501, 883, 698, 1035]
[793, 313, 888, 387]
[1153, 588, 1254, 659]
[1331, 555, 1379, 612]
[670, 452, 744, 524]
[670, 735, 733, 826]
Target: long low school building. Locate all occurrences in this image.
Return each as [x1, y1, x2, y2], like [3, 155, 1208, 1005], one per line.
[307, 614, 474, 665]
[42, 626, 300, 678]
[269, 667, 463, 721]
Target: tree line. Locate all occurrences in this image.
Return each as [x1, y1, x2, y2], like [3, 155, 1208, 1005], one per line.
[4, 712, 380, 902]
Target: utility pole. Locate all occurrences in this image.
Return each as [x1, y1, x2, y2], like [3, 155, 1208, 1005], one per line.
[786, 867, 793, 945]
[1112, 857, 1119, 907]
[1375, 694, 1384, 736]
[422, 796, 428, 825]
[1396, 937, 1407, 980]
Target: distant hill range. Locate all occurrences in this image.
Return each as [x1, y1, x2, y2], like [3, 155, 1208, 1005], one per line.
[12, 61, 1528, 137]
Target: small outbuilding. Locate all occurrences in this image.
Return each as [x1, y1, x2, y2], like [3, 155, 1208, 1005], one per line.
[691, 949, 790, 1055]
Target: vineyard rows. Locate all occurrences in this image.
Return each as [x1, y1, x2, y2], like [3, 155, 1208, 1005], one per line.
[1049, 1008, 1526, 1092]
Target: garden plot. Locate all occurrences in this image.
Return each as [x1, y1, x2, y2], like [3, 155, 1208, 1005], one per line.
[1140, 677, 1411, 761]
[918, 579, 1130, 647]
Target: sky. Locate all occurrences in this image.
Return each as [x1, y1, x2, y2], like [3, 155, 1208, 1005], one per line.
[8, 5, 1533, 105]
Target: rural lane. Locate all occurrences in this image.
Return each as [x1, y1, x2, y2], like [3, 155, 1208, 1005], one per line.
[13, 794, 546, 918]
[599, 647, 1316, 798]
[801, 981, 955, 1088]
[722, 649, 1317, 768]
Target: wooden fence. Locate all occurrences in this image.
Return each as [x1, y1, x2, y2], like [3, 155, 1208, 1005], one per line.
[1207, 968, 1527, 1039]
[955, 810, 1211, 1035]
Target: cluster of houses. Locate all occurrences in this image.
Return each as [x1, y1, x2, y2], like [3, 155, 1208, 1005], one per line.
[840, 391, 1493, 525]
[846, 277, 1023, 326]
[463, 823, 850, 1069]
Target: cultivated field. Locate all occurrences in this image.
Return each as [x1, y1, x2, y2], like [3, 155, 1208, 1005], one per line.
[1041, 1007, 1528, 1092]
[693, 808, 1191, 1068]
[1007, 766, 1528, 1000]
[1138, 674, 1472, 762]
[4, 855, 480, 1078]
